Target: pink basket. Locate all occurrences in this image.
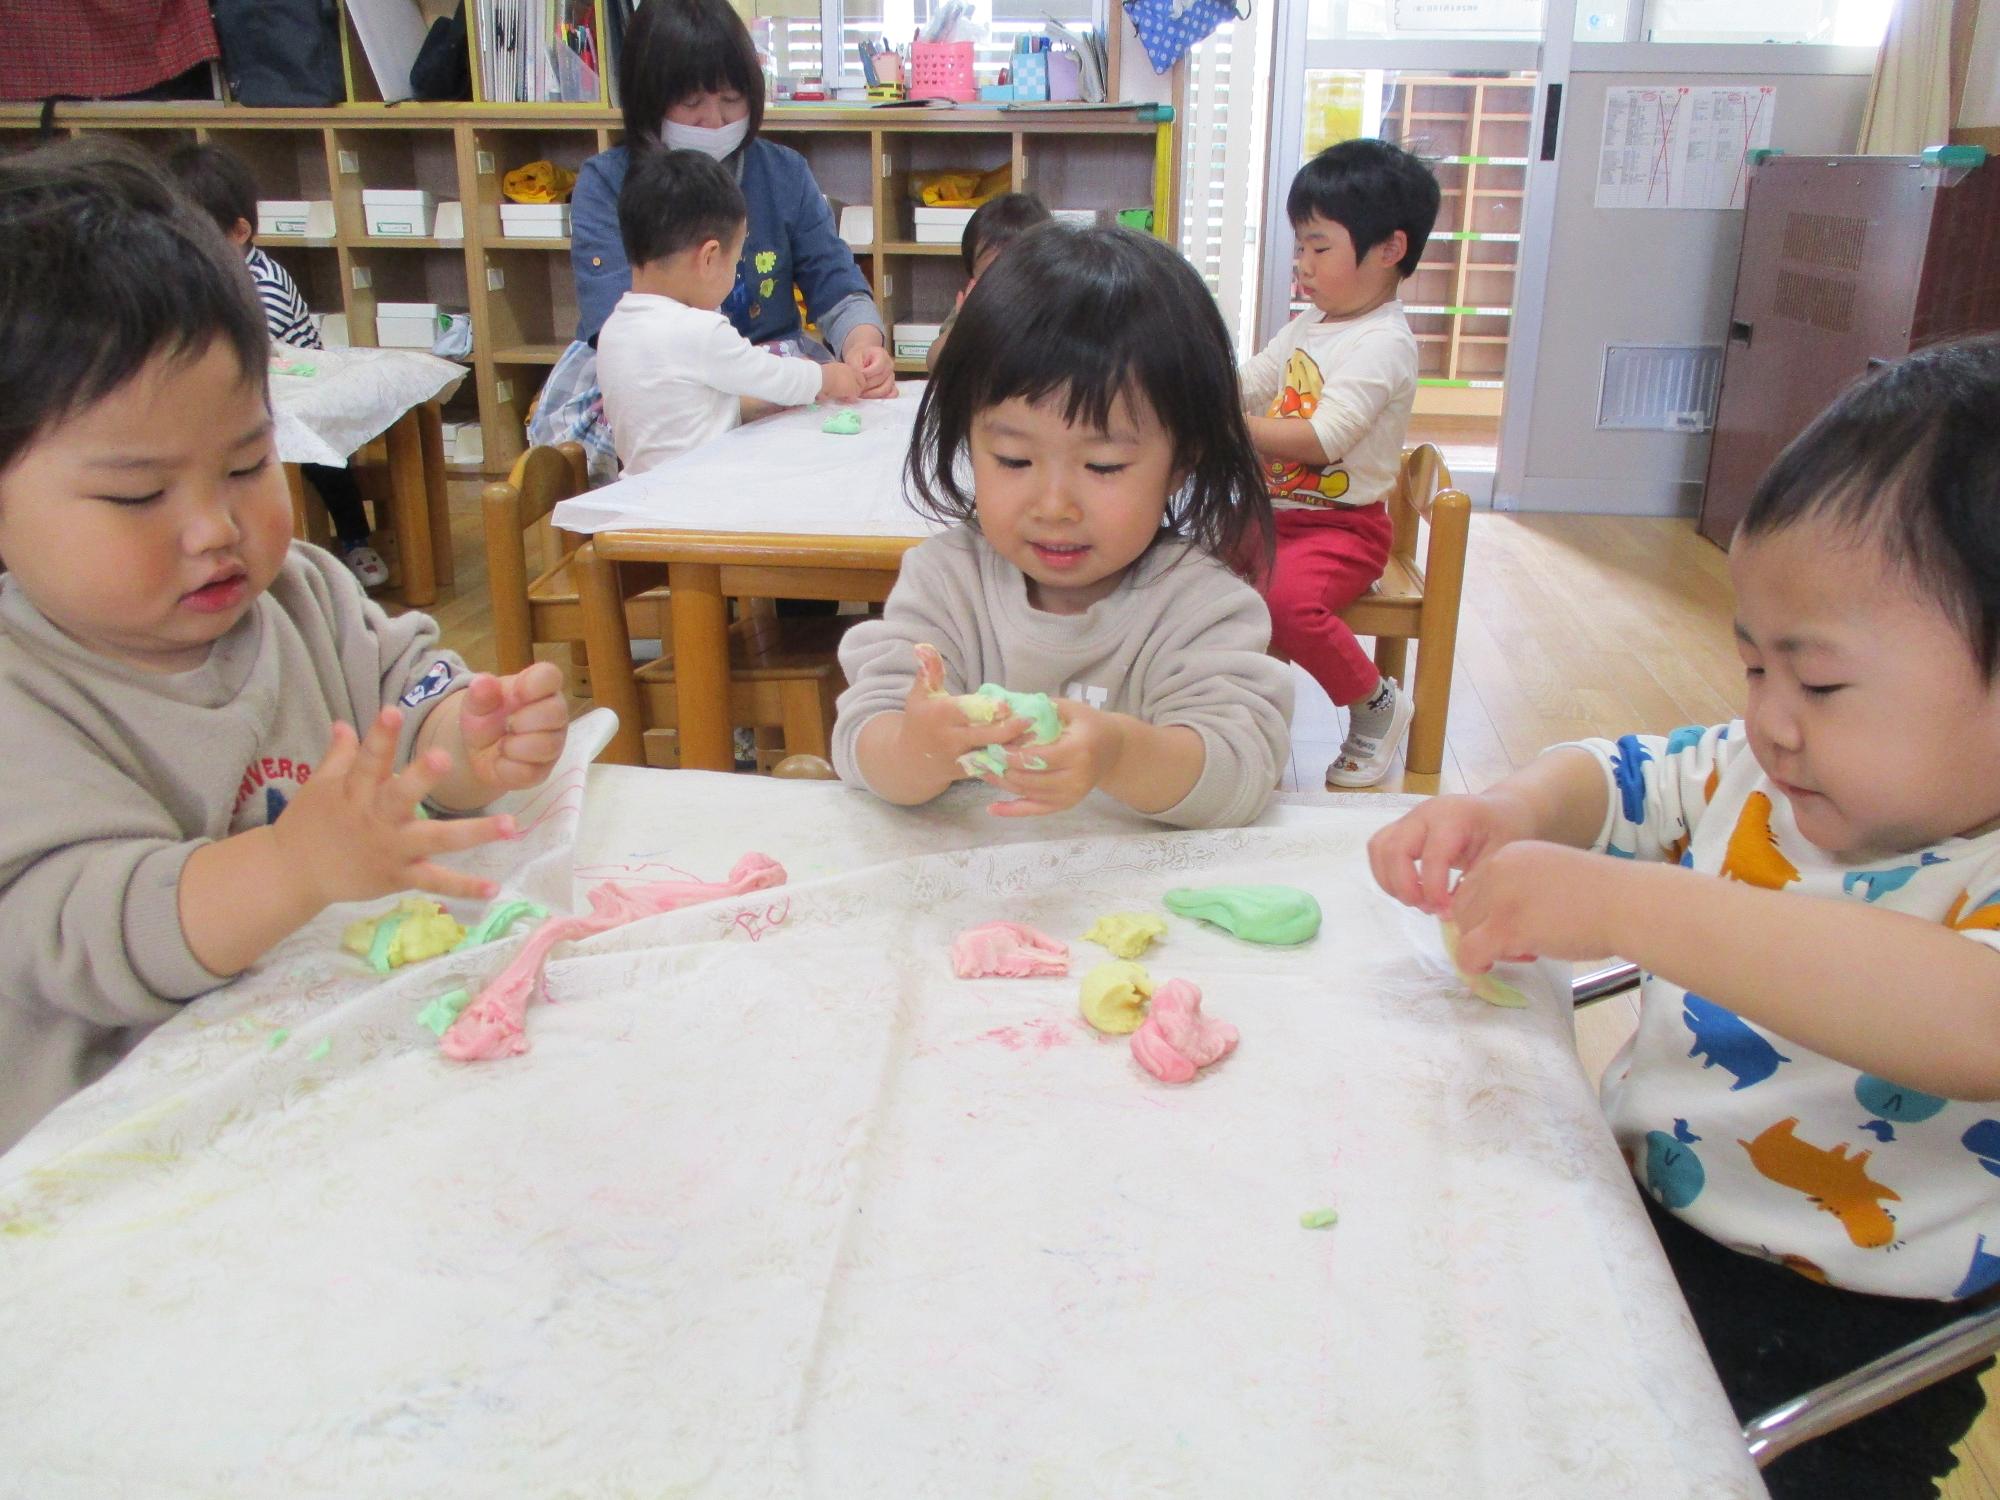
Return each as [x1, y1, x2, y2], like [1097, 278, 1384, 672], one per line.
[910, 41, 976, 102]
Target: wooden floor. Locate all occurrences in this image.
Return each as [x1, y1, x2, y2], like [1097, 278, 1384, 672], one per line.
[405, 484, 2000, 1497]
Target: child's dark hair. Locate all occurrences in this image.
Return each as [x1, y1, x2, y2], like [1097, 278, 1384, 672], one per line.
[619, 0, 765, 149]
[962, 192, 1053, 278]
[0, 139, 268, 477]
[910, 225, 1272, 572]
[164, 142, 258, 239]
[1740, 336, 2000, 677]
[618, 148, 748, 267]
[1286, 138, 1440, 277]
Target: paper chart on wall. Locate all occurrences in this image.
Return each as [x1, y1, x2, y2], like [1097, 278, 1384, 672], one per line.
[1595, 85, 1775, 210]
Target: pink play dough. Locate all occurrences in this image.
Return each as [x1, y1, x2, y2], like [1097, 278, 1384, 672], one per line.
[1128, 979, 1238, 1084]
[950, 921, 1070, 978]
[440, 853, 787, 1061]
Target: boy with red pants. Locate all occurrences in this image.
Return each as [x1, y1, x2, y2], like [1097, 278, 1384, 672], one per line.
[1242, 139, 1439, 787]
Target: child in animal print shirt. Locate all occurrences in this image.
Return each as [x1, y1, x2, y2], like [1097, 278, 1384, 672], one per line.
[1369, 338, 2000, 1500]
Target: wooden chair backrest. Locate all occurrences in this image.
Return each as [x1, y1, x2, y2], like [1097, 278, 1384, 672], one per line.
[497, 442, 588, 533]
[1389, 443, 1451, 561]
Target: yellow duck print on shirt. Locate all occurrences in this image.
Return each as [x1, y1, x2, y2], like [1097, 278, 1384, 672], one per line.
[1263, 349, 1351, 507]
[1741, 1116, 1902, 1249]
[1719, 791, 1800, 890]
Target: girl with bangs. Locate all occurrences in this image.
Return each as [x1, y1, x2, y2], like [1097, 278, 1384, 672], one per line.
[831, 225, 1295, 830]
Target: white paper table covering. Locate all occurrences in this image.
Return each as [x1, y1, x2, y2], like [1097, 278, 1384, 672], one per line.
[0, 738, 1764, 1498]
[268, 344, 469, 468]
[551, 384, 940, 539]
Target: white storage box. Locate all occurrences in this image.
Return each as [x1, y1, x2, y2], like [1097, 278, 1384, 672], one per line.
[441, 421, 484, 466]
[912, 204, 975, 246]
[837, 205, 875, 247]
[893, 321, 943, 360]
[500, 203, 570, 237]
[375, 301, 444, 349]
[315, 311, 349, 348]
[361, 188, 438, 238]
[256, 199, 335, 239]
[432, 201, 465, 240]
[1050, 208, 1099, 227]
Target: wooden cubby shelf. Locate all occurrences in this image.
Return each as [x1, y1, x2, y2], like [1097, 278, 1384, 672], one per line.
[0, 102, 1172, 472]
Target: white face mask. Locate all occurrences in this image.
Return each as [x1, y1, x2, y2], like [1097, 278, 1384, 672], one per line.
[662, 116, 750, 160]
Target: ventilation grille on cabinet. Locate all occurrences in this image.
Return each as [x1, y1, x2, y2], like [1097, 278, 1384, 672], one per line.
[1781, 211, 1869, 271]
[1773, 268, 1858, 333]
[1596, 343, 1724, 432]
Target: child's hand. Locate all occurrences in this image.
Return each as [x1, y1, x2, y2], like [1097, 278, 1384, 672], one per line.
[456, 662, 568, 792]
[1446, 840, 1623, 974]
[981, 699, 1123, 818]
[1367, 792, 1537, 914]
[820, 360, 863, 403]
[273, 709, 513, 907]
[896, 643, 1031, 773]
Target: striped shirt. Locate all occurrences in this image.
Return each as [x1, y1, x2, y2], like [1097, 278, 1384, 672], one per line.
[245, 246, 320, 350]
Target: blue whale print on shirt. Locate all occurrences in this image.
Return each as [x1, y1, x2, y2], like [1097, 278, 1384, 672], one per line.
[1854, 1075, 1948, 1146]
[1682, 991, 1790, 1090]
[1644, 1119, 1706, 1209]
[1665, 725, 1706, 756]
[1842, 853, 1947, 903]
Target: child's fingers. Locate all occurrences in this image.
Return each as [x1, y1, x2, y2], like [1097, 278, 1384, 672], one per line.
[1366, 818, 1428, 907]
[316, 719, 360, 783]
[1416, 826, 1468, 914]
[987, 794, 1057, 818]
[405, 861, 502, 903]
[494, 727, 568, 769]
[352, 708, 405, 790]
[382, 747, 454, 816]
[501, 698, 570, 737]
[503, 660, 565, 709]
[413, 811, 516, 854]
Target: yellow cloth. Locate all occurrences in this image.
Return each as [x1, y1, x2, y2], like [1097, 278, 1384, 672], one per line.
[503, 161, 578, 204]
[913, 164, 1012, 209]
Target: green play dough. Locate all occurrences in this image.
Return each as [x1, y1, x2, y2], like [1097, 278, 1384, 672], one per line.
[1300, 1208, 1340, 1229]
[952, 683, 1062, 778]
[416, 988, 474, 1037]
[458, 900, 547, 948]
[822, 410, 862, 435]
[1163, 884, 1322, 946]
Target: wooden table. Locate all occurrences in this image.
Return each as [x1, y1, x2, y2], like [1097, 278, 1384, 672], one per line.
[284, 401, 456, 608]
[577, 528, 921, 768]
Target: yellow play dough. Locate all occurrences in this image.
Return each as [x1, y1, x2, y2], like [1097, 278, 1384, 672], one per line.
[342, 898, 468, 970]
[1083, 912, 1167, 960]
[1439, 920, 1530, 1009]
[1079, 960, 1156, 1034]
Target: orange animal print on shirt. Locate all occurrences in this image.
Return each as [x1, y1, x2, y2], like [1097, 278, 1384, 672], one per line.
[1263, 349, 1352, 507]
[1947, 889, 2000, 932]
[1719, 791, 1800, 890]
[1740, 1116, 1901, 1249]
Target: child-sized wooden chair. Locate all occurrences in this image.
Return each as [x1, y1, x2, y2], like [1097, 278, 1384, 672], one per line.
[632, 607, 857, 771]
[1335, 443, 1472, 779]
[482, 443, 671, 680]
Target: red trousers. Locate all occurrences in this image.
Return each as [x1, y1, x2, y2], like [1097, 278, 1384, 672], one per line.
[1264, 503, 1393, 707]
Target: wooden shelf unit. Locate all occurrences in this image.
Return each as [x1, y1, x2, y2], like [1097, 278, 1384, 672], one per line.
[0, 102, 1172, 473]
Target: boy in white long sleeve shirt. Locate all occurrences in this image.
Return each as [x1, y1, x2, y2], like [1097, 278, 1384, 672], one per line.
[1241, 139, 1438, 788]
[598, 148, 860, 476]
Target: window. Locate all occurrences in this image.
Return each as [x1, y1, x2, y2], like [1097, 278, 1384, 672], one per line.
[832, 0, 1097, 88]
[1575, 0, 1892, 43]
[1179, 14, 1274, 354]
[1309, 0, 1543, 41]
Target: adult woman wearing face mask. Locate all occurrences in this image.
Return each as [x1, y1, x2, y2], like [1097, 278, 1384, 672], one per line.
[531, 0, 896, 478]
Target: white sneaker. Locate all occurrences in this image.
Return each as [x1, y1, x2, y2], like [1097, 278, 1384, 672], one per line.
[1327, 678, 1415, 788]
[339, 544, 390, 591]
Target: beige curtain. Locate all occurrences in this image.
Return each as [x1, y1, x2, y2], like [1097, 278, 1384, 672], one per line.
[1859, 0, 1957, 153]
